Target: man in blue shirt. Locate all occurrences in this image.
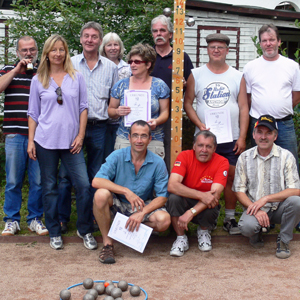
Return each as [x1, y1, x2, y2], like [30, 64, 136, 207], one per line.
[92, 120, 170, 264]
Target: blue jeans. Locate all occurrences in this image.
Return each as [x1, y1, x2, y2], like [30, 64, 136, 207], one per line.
[103, 123, 118, 163]
[35, 143, 93, 237]
[4, 134, 43, 224]
[250, 117, 299, 171]
[57, 165, 72, 223]
[85, 122, 107, 182]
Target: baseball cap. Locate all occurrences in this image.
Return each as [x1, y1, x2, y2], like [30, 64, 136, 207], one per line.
[254, 115, 278, 131]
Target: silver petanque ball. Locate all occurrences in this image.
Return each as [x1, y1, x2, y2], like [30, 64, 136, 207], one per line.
[117, 280, 128, 291]
[130, 285, 141, 297]
[186, 17, 195, 27]
[104, 297, 114, 300]
[60, 289, 71, 300]
[106, 284, 115, 295]
[83, 293, 95, 300]
[83, 278, 94, 289]
[115, 298, 123, 300]
[111, 287, 122, 298]
[95, 283, 105, 295]
[163, 7, 172, 17]
[87, 288, 98, 299]
[105, 280, 114, 287]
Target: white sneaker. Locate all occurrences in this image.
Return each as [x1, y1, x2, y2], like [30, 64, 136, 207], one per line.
[50, 236, 64, 250]
[2, 221, 20, 236]
[197, 227, 212, 252]
[170, 236, 189, 257]
[28, 219, 49, 236]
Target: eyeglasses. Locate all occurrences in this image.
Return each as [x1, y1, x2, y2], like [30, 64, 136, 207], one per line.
[17, 48, 37, 54]
[131, 133, 149, 140]
[208, 46, 227, 51]
[128, 60, 147, 65]
[56, 87, 63, 105]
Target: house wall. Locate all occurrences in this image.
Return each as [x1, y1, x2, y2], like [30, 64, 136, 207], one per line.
[196, 0, 300, 11]
[184, 9, 300, 71]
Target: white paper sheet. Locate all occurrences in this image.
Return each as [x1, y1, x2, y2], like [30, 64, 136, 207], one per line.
[124, 90, 151, 127]
[205, 109, 233, 144]
[108, 212, 153, 253]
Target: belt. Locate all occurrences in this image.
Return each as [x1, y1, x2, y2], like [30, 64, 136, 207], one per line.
[275, 115, 292, 122]
[87, 119, 108, 125]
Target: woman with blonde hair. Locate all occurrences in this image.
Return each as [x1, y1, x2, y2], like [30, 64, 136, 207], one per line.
[100, 32, 131, 160]
[27, 34, 97, 251]
[108, 43, 170, 158]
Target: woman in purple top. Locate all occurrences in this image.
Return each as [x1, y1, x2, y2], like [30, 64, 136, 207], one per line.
[27, 34, 97, 251]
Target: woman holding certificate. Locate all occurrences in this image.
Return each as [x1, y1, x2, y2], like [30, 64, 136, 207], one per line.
[108, 43, 170, 158]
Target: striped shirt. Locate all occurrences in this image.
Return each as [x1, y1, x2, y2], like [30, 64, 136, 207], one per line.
[0, 62, 38, 135]
[71, 53, 118, 120]
[233, 144, 300, 212]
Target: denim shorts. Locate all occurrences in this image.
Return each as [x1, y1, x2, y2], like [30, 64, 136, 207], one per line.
[110, 194, 167, 223]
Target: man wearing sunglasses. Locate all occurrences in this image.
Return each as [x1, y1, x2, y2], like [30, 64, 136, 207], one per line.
[184, 33, 249, 236]
[0, 36, 48, 236]
[150, 15, 194, 173]
[92, 120, 170, 264]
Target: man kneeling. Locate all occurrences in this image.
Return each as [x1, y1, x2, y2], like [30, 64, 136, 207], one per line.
[167, 131, 229, 256]
[233, 115, 300, 259]
[92, 120, 170, 264]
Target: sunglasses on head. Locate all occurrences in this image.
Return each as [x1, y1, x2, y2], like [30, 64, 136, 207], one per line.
[128, 59, 147, 65]
[56, 87, 63, 105]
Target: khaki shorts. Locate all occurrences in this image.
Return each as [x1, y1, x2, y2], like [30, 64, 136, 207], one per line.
[114, 136, 165, 159]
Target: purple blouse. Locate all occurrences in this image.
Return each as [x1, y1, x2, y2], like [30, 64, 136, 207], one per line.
[28, 72, 88, 149]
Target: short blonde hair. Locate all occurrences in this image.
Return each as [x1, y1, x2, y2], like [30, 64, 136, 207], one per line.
[37, 34, 75, 88]
[100, 32, 125, 60]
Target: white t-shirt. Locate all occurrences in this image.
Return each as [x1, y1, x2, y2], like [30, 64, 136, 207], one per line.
[192, 64, 243, 141]
[243, 55, 300, 119]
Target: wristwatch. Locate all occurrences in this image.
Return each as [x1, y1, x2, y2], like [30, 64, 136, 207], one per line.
[190, 207, 197, 215]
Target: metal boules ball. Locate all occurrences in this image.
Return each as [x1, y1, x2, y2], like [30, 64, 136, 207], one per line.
[60, 289, 71, 300]
[111, 287, 122, 299]
[104, 297, 114, 300]
[83, 293, 95, 300]
[87, 288, 98, 299]
[163, 7, 172, 17]
[130, 285, 141, 297]
[104, 280, 114, 287]
[106, 284, 115, 295]
[95, 283, 105, 295]
[117, 280, 128, 291]
[115, 298, 123, 300]
[83, 278, 94, 289]
[186, 17, 195, 27]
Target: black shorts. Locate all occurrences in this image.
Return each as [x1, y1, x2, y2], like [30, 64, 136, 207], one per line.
[216, 140, 238, 166]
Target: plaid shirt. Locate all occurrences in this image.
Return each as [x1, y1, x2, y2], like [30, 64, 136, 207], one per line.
[233, 144, 300, 212]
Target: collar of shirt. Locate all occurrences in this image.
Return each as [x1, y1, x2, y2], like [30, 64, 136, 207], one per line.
[125, 146, 154, 166]
[253, 143, 279, 160]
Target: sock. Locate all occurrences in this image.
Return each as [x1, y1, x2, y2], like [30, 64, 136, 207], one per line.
[177, 234, 187, 239]
[198, 229, 208, 234]
[225, 209, 235, 220]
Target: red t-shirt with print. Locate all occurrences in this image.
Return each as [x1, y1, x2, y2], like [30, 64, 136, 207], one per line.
[171, 150, 229, 191]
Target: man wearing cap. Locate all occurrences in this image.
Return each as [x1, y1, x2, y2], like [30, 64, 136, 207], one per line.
[233, 114, 300, 259]
[184, 33, 249, 235]
[243, 24, 300, 170]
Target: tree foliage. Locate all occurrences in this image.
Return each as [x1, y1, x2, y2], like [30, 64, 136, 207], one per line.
[4, 0, 173, 61]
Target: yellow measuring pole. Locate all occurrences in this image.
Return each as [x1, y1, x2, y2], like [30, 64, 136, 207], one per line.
[171, 0, 186, 167]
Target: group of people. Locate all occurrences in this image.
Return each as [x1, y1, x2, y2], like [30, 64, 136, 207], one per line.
[1, 16, 300, 263]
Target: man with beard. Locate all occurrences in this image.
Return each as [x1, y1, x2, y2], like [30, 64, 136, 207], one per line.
[151, 15, 194, 172]
[243, 24, 300, 170]
[0, 36, 48, 236]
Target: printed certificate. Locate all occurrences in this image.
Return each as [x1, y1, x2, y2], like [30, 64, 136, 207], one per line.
[124, 90, 151, 127]
[205, 109, 233, 144]
[108, 212, 153, 253]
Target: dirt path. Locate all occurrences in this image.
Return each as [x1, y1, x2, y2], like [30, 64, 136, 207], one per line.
[1, 234, 300, 299]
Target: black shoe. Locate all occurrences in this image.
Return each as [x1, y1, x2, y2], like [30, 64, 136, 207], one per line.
[60, 222, 68, 234]
[295, 222, 300, 231]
